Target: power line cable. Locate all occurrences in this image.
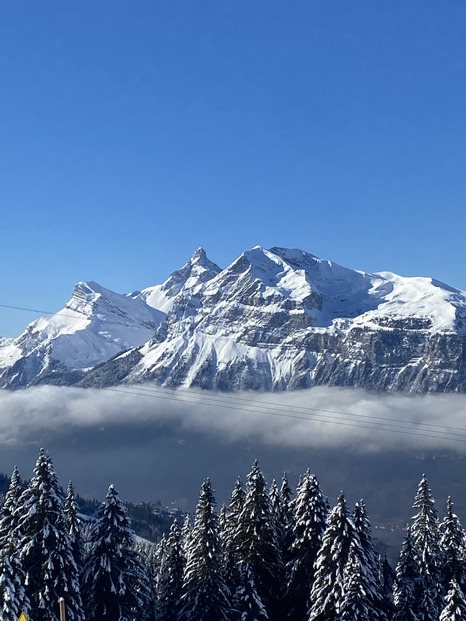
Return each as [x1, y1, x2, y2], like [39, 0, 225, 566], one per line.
[104, 382, 466, 436]
[0, 303, 85, 321]
[104, 385, 465, 443]
[0, 303, 60, 315]
[102, 385, 466, 445]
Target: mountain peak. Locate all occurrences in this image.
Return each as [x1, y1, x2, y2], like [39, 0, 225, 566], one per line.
[70, 281, 128, 310]
[73, 280, 107, 298]
[3, 245, 466, 393]
[191, 246, 207, 261]
[160, 248, 221, 295]
[188, 247, 221, 273]
[137, 248, 222, 313]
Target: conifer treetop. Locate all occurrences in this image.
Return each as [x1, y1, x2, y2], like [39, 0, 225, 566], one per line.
[15, 449, 84, 621]
[440, 579, 466, 621]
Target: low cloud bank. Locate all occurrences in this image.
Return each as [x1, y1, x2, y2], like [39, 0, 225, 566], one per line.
[2, 384, 466, 523]
[1, 383, 466, 453]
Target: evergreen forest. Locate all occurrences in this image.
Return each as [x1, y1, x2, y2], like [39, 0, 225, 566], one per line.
[0, 449, 464, 621]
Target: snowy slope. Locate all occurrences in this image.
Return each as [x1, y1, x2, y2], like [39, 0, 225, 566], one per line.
[3, 245, 466, 392]
[0, 281, 164, 388]
[356, 272, 466, 332]
[133, 247, 221, 312]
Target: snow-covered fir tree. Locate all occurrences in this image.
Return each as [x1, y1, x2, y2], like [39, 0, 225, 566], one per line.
[270, 475, 294, 567]
[219, 503, 228, 541]
[152, 534, 168, 615]
[339, 544, 374, 621]
[393, 527, 425, 621]
[269, 479, 281, 518]
[82, 484, 152, 621]
[181, 514, 192, 559]
[233, 562, 269, 621]
[154, 534, 168, 572]
[64, 481, 84, 580]
[439, 497, 466, 591]
[308, 492, 358, 621]
[0, 466, 22, 546]
[179, 479, 231, 621]
[220, 476, 247, 598]
[411, 474, 442, 619]
[280, 472, 293, 512]
[136, 539, 157, 614]
[235, 460, 284, 621]
[379, 555, 396, 611]
[155, 518, 184, 621]
[440, 580, 466, 621]
[220, 498, 241, 599]
[0, 466, 28, 621]
[153, 534, 168, 583]
[15, 449, 84, 621]
[6, 451, 466, 621]
[412, 475, 441, 568]
[224, 476, 246, 555]
[352, 500, 389, 620]
[269, 479, 287, 564]
[286, 471, 328, 621]
[0, 534, 30, 621]
[280, 472, 294, 567]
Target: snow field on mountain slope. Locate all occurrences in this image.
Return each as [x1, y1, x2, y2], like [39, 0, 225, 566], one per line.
[0, 281, 165, 372]
[0, 341, 23, 370]
[358, 272, 466, 332]
[229, 247, 391, 327]
[135, 331, 305, 388]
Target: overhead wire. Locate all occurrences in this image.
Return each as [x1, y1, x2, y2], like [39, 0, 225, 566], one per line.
[0, 303, 89, 321]
[105, 382, 466, 434]
[102, 384, 466, 445]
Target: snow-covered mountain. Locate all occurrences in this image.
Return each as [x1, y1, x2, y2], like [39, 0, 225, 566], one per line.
[2, 246, 466, 392]
[134, 247, 222, 313]
[0, 281, 164, 389]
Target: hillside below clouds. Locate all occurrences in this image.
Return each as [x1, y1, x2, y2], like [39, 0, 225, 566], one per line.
[2, 246, 466, 392]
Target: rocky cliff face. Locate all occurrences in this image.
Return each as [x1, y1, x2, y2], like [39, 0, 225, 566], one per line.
[2, 246, 466, 392]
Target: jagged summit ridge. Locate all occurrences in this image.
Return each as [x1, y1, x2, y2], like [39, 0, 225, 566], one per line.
[134, 246, 222, 313]
[79, 246, 466, 393]
[1, 246, 466, 392]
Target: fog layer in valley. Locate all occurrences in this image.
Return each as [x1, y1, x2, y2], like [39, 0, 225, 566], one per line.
[0, 384, 465, 538]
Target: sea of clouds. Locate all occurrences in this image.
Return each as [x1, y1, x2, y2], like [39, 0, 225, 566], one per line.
[1, 384, 465, 527]
[0, 383, 465, 452]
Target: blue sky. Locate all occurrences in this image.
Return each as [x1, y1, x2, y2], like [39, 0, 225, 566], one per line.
[1, 0, 466, 337]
